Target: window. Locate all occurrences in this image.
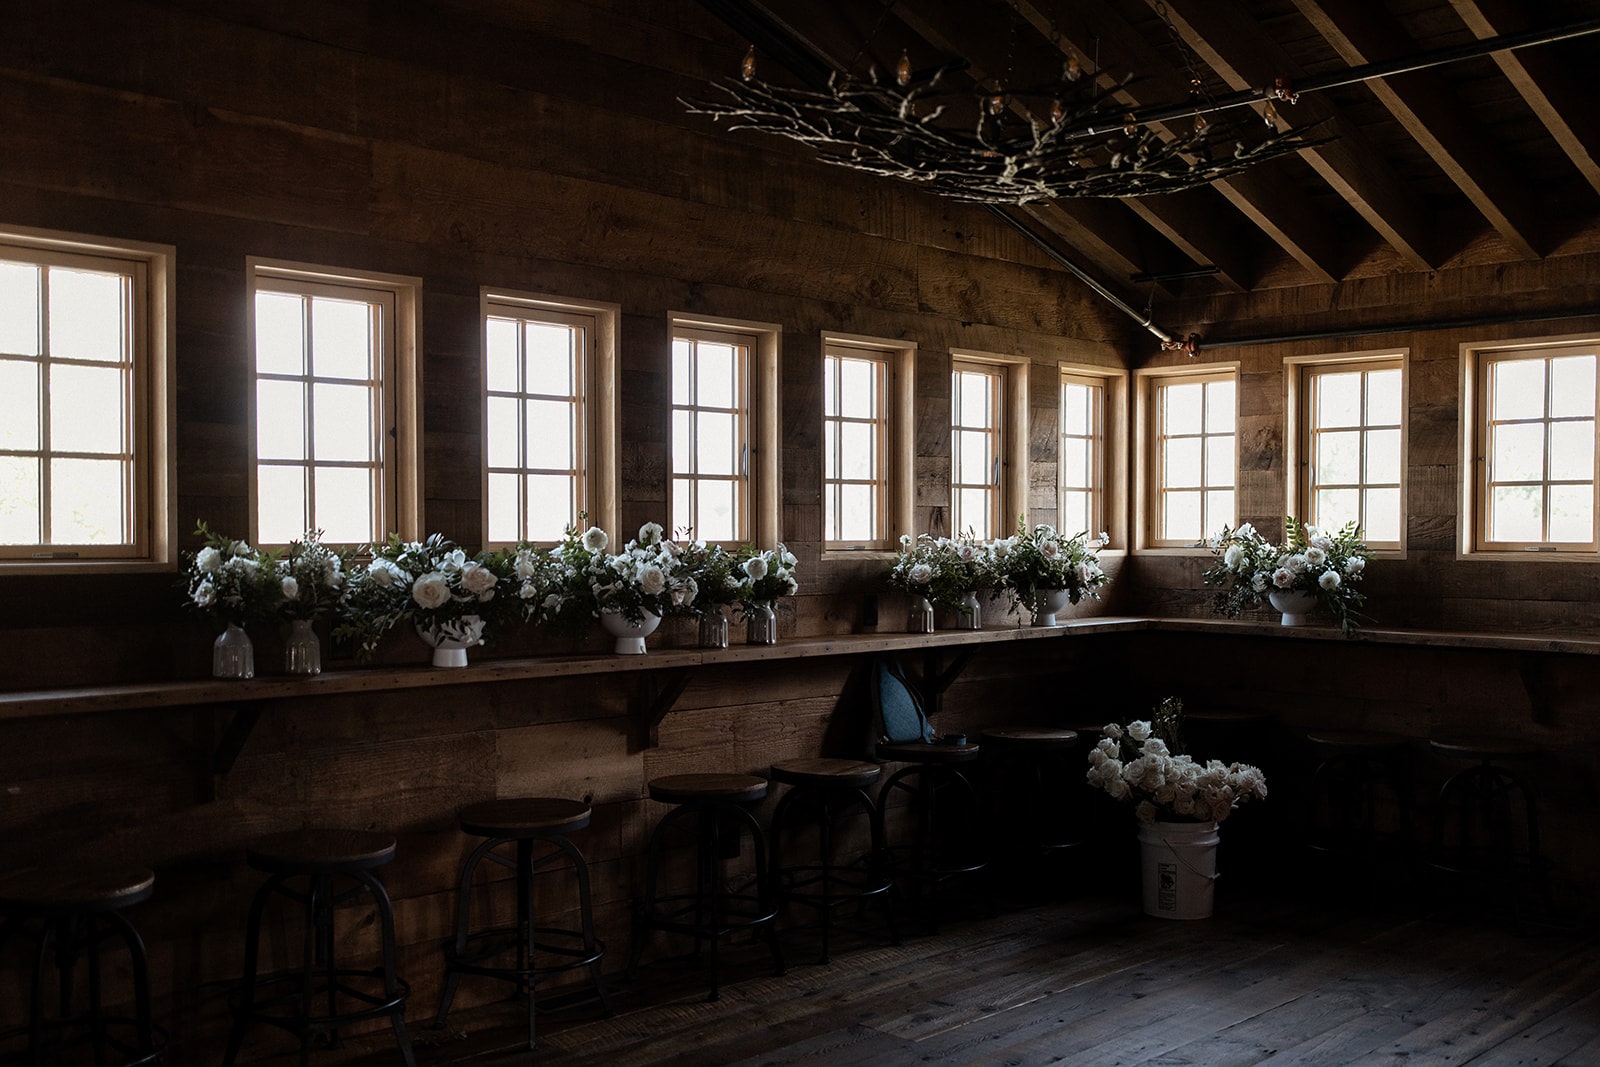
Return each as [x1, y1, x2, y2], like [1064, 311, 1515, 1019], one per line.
[248, 260, 420, 547]
[483, 292, 618, 544]
[1143, 369, 1236, 547]
[1059, 371, 1106, 538]
[0, 226, 174, 570]
[1466, 339, 1598, 553]
[670, 316, 779, 544]
[950, 352, 1029, 540]
[1291, 355, 1404, 550]
[822, 337, 913, 549]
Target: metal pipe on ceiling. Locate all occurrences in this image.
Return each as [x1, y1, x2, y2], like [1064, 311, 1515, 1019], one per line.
[1199, 306, 1600, 350]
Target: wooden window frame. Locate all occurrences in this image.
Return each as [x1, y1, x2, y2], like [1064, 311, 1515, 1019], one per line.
[481, 290, 618, 546]
[1136, 364, 1239, 551]
[821, 334, 914, 553]
[668, 314, 780, 546]
[1461, 334, 1600, 559]
[247, 258, 422, 548]
[950, 350, 1029, 541]
[1057, 364, 1127, 547]
[1286, 351, 1408, 556]
[0, 225, 175, 573]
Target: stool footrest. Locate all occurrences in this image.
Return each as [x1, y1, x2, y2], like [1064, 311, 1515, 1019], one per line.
[444, 926, 604, 977]
[640, 891, 778, 936]
[231, 970, 410, 1033]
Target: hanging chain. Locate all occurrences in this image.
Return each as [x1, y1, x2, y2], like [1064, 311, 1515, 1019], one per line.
[1152, 0, 1212, 104]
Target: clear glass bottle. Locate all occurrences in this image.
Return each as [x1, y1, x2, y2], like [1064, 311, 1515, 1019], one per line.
[213, 622, 255, 679]
[283, 618, 321, 675]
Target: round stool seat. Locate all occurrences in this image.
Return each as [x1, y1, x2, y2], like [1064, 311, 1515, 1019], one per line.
[0, 867, 154, 914]
[245, 829, 397, 874]
[1187, 707, 1276, 724]
[648, 773, 767, 804]
[1430, 736, 1538, 761]
[876, 740, 981, 764]
[979, 728, 1079, 751]
[770, 758, 882, 790]
[1306, 729, 1408, 750]
[459, 797, 591, 838]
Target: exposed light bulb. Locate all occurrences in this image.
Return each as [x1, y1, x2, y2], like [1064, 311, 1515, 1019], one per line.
[741, 45, 755, 82]
[897, 49, 911, 87]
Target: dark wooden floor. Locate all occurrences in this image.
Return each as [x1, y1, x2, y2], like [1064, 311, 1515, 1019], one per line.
[286, 881, 1600, 1067]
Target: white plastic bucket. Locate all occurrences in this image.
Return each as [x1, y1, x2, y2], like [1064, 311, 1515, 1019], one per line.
[1138, 819, 1220, 919]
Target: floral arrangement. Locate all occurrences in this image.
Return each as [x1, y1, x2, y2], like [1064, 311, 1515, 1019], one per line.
[337, 533, 511, 658]
[991, 518, 1110, 612]
[886, 533, 994, 610]
[1200, 517, 1368, 634]
[182, 523, 281, 626]
[553, 521, 698, 625]
[276, 530, 347, 620]
[676, 538, 742, 615]
[733, 542, 799, 612]
[1085, 698, 1268, 825]
[501, 542, 570, 625]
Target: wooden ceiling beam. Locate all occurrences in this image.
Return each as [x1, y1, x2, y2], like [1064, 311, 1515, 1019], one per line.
[1151, 0, 1444, 271]
[1449, 0, 1600, 201]
[1293, 0, 1540, 259]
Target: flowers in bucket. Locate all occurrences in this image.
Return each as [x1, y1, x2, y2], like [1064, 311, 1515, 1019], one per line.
[1086, 698, 1268, 825]
[181, 523, 281, 626]
[991, 517, 1109, 615]
[553, 520, 697, 625]
[276, 530, 347, 620]
[1200, 517, 1368, 634]
[886, 533, 994, 610]
[338, 533, 511, 659]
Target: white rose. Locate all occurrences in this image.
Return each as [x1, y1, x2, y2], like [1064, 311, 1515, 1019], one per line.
[1319, 570, 1341, 591]
[1236, 522, 1255, 537]
[541, 593, 561, 613]
[908, 562, 933, 584]
[460, 561, 499, 598]
[1272, 568, 1295, 588]
[1102, 722, 1123, 741]
[1040, 539, 1061, 559]
[280, 576, 299, 600]
[514, 551, 537, 580]
[1134, 801, 1158, 825]
[743, 556, 768, 581]
[518, 582, 539, 600]
[639, 521, 664, 546]
[639, 565, 666, 596]
[782, 575, 798, 596]
[682, 576, 699, 605]
[1223, 544, 1245, 569]
[230, 540, 252, 557]
[1346, 556, 1366, 575]
[411, 572, 452, 610]
[1285, 554, 1309, 574]
[1141, 737, 1169, 757]
[196, 546, 222, 574]
[582, 526, 608, 553]
[1304, 546, 1327, 566]
[193, 579, 217, 607]
[1250, 573, 1268, 593]
[1127, 720, 1151, 743]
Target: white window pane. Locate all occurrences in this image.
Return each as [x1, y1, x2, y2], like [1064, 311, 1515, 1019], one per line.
[525, 323, 574, 396]
[1548, 484, 1594, 543]
[486, 396, 519, 468]
[0, 456, 40, 543]
[1205, 379, 1236, 430]
[823, 357, 838, 417]
[1206, 489, 1234, 531]
[1549, 356, 1596, 420]
[1317, 430, 1361, 485]
[824, 421, 838, 480]
[1163, 382, 1203, 435]
[525, 474, 573, 541]
[696, 411, 736, 476]
[313, 383, 372, 463]
[1164, 437, 1202, 488]
[1363, 488, 1400, 543]
[697, 343, 737, 410]
[0, 262, 40, 356]
[671, 477, 692, 535]
[697, 479, 737, 542]
[1162, 490, 1201, 541]
[1549, 420, 1595, 482]
[487, 472, 519, 543]
[957, 429, 991, 485]
[671, 410, 692, 474]
[255, 292, 305, 376]
[50, 457, 124, 543]
[956, 487, 992, 540]
[309, 297, 372, 380]
[1061, 384, 1091, 436]
[840, 421, 873, 480]
[1316, 488, 1360, 531]
[1490, 484, 1541, 543]
[838, 483, 875, 541]
[1364, 428, 1402, 484]
[0, 361, 39, 448]
[840, 357, 874, 419]
[956, 370, 992, 428]
[526, 399, 575, 470]
[48, 268, 122, 363]
[50, 363, 124, 455]
[671, 340, 692, 405]
[1492, 359, 1545, 422]
[313, 466, 373, 543]
[1315, 372, 1362, 429]
[1060, 490, 1090, 538]
[1366, 368, 1403, 425]
[1060, 436, 1089, 489]
[1204, 435, 1235, 488]
[485, 318, 519, 392]
[1492, 422, 1545, 483]
[257, 465, 307, 545]
[256, 380, 306, 461]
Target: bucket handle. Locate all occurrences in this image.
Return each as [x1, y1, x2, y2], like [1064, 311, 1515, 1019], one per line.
[1154, 829, 1221, 883]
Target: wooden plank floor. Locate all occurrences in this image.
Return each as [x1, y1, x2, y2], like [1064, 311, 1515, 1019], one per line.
[281, 883, 1600, 1067]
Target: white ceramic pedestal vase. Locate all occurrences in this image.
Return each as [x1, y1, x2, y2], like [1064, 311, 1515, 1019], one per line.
[283, 618, 321, 675]
[746, 602, 778, 645]
[600, 608, 660, 655]
[1032, 588, 1071, 626]
[212, 623, 255, 679]
[1268, 588, 1320, 627]
[415, 614, 486, 668]
[907, 595, 935, 633]
[1138, 819, 1220, 920]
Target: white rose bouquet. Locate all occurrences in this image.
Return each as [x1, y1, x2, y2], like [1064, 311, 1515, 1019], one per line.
[675, 538, 741, 615]
[1200, 516, 1368, 634]
[991, 517, 1110, 614]
[1086, 698, 1268, 825]
[887, 532, 995, 610]
[733, 542, 799, 613]
[553, 520, 696, 626]
[181, 522, 281, 627]
[337, 533, 513, 659]
[276, 529, 348, 621]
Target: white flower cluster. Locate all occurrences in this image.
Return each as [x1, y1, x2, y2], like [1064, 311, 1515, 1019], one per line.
[554, 522, 700, 624]
[736, 543, 798, 607]
[277, 531, 345, 619]
[189, 538, 266, 616]
[1202, 517, 1369, 633]
[1086, 719, 1268, 825]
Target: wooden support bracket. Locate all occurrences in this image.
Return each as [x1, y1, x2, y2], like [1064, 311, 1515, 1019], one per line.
[635, 668, 694, 750]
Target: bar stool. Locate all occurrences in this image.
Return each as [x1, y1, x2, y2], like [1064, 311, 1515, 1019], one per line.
[630, 773, 785, 1001]
[874, 739, 987, 927]
[979, 728, 1084, 900]
[767, 758, 896, 963]
[0, 866, 164, 1066]
[1302, 730, 1413, 888]
[1429, 736, 1549, 914]
[434, 798, 611, 1050]
[222, 829, 414, 1067]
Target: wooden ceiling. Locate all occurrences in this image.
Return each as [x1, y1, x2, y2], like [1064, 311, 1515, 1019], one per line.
[692, 0, 1600, 308]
